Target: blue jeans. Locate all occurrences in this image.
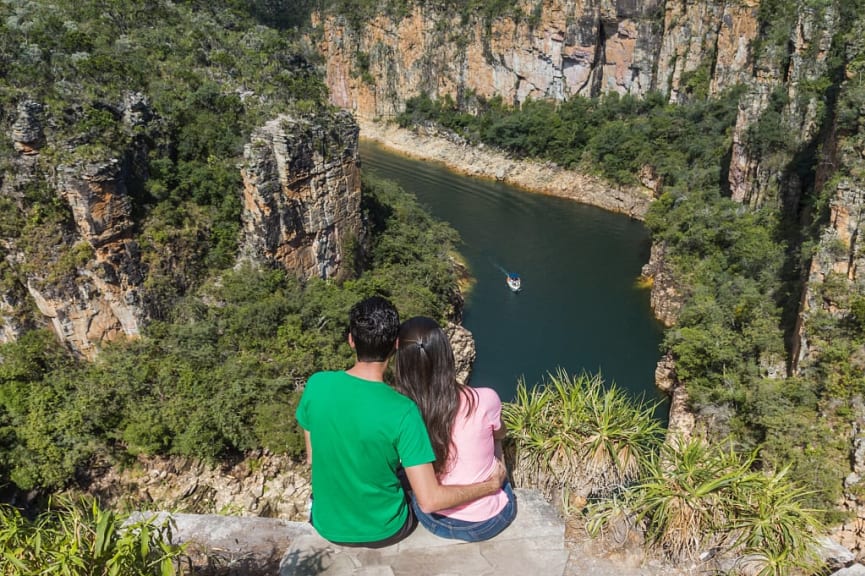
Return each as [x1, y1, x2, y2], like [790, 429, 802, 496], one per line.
[411, 481, 517, 542]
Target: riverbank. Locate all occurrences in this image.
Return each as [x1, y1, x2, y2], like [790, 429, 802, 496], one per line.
[357, 120, 655, 220]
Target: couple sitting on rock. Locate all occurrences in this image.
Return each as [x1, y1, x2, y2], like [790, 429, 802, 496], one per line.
[295, 296, 516, 547]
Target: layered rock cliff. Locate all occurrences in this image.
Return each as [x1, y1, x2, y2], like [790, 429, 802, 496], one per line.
[239, 112, 362, 280]
[315, 0, 839, 212]
[1, 100, 363, 356]
[1, 97, 149, 359]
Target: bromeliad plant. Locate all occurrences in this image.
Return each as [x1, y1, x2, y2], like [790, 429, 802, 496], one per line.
[503, 369, 664, 502]
[0, 495, 186, 576]
[586, 435, 823, 575]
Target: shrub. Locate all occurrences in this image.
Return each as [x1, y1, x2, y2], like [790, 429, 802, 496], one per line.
[587, 436, 823, 574]
[503, 370, 663, 503]
[0, 495, 186, 575]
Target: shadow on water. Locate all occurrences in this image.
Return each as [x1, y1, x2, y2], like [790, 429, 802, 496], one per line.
[360, 142, 666, 416]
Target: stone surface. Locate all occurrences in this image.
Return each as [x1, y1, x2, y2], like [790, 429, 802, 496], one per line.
[640, 242, 682, 328]
[445, 322, 476, 386]
[832, 565, 865, 576]
[280, 488, 567, 576]
[132, 511, 317, 575]
[12, 99, 45, 154]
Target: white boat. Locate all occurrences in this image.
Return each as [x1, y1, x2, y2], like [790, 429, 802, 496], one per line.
[506, 273, 521, 292]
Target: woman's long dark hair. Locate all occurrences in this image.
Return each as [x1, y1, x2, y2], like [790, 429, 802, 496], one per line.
[394, 316, 476, 476]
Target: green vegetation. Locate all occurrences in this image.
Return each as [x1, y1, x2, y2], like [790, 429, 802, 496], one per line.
[0, 0, 330, 302]
[504, 371, 664, 504]
[392, 0, 865, 521]
[0, 173, 460, 491]
[504, 372, 823, 575]
[398, 89, 742, 188]
[587, 437, 823, 574]
[0, 495, 185, 575]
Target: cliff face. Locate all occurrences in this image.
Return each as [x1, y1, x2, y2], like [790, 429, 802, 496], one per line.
[316, 0, 759, 108]
[1, 97, 148, 359]
[1, 101, 363, 356]
[316, 1, 841, 211]
[239, 112, 362, 280]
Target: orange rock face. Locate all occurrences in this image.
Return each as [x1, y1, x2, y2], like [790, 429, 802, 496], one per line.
[316, 0, 766, 120]
[239, 112, 362, 281]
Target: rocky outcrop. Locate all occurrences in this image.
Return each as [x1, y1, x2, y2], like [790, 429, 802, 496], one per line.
[84, 452, 311, 521]
[239, 111, 362, 280]
[37, 159, 145, 358]
[2, 101, 367, 354]
[640, 242, 683, 327]
[729, 7, 839, 209]
[12, 100, 46, 155]
[445, 322, 477, 386]
[1, 95, 150, 358]
[655, 353, 696, 445]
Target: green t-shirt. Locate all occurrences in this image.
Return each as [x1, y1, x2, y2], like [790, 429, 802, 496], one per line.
[295, 370, 435, 543]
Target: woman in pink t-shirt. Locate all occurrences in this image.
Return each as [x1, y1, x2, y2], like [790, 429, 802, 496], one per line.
[394, 316, 516, 542]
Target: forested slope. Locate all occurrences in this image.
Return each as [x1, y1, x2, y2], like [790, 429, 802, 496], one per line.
[0, 1, 461, 495]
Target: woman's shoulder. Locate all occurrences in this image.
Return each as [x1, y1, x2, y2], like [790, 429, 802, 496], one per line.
[468, 386, 502, 405]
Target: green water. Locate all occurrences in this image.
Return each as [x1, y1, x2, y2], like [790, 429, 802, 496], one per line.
[360, 141, 665, 406]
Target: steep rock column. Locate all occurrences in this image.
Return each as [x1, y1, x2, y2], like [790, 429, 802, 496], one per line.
[1, 95, 149, 357]
[656, 0, 759, 101]
[27, 157, 146, 359]
[239, 111, 361, 280]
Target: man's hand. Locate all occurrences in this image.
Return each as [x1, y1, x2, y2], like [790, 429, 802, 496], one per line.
[487, 458, 507, 489]
[406, 460, 508, 514]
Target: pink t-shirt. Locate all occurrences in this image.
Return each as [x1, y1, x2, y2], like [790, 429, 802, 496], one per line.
[436, 387, 509, 521]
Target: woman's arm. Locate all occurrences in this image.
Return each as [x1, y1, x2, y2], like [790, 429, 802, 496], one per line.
[404, 459, 506, 514]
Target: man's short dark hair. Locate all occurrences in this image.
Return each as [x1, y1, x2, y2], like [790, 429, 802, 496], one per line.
[349, 296, 400, 362]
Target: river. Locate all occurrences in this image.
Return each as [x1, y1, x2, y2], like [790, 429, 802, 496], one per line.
[360, 141, 665, 406]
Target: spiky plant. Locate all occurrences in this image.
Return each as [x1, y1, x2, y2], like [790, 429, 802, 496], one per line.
[587, 436, 825, 574]
[728, 466, 823, 576]
[627, 437, 748, 561]
[503, 369, 663, 501]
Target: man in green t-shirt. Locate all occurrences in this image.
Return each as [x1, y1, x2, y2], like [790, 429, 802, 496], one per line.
[296, 296, 506, 547]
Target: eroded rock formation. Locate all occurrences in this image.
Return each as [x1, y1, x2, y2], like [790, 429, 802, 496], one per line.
[1, 96, 150, 358]
[83, 452, 311, 521]
[239, 111, 362, 280]
[315, 0, 761, 118]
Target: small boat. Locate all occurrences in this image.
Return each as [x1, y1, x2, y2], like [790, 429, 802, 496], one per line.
[506, 273, 521, 292]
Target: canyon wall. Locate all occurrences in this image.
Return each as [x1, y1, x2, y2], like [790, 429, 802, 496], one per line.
[0, 100, 362, 356]
[315, 0, 840, 213]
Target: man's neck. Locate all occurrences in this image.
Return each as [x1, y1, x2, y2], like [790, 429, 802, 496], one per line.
[345, 360, 388, 383]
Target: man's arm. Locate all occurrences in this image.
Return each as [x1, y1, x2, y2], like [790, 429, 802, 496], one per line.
[493, 416, 507, 440]
[404, 459, 507, 514]
[304, 430, 312, 466]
